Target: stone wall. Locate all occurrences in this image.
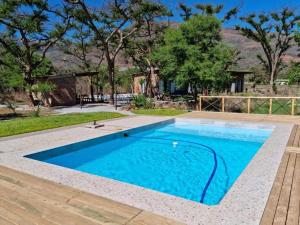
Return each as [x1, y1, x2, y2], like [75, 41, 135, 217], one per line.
[153, 100, 191, 110]
[244, 84, 300, 96]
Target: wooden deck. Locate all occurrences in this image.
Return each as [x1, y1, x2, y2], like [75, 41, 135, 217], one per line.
[0, 166, 183, 225]
[260, 125, 300, 225]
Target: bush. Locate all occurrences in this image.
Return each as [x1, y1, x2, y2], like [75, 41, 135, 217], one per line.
[30, 106, 41, 117]
[132, 94, 154, 109]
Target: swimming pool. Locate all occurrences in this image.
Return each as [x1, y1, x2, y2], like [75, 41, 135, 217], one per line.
[26, 119, 273, 205]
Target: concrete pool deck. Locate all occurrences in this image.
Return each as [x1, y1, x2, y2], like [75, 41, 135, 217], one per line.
[0, 114, 295, 224]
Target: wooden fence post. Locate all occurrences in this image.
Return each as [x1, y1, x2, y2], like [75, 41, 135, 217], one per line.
[199, 96, 202, 112]
[247, 98, 251, 114]
[269, 98, 273, 115]
[291, 98, 295, 115]
[222, 97, 225, 112]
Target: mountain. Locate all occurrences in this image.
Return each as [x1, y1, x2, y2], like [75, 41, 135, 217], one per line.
[221, 29, 300, 70]
[46, 28, 300, 73]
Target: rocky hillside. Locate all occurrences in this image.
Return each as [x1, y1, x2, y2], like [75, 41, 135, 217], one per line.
[221, 29, 300, 70]
[46, 28, 300, 73]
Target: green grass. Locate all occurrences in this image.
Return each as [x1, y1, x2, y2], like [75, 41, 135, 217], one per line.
[0, 112, 125, 137]
[132, 108, 187, 116]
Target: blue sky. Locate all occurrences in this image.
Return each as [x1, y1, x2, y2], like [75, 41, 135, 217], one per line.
[50, 0, 300, 28]
[162, 0, 300, 27]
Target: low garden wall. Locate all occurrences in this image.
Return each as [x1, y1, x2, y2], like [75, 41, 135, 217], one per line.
[244, 84, 300, 96]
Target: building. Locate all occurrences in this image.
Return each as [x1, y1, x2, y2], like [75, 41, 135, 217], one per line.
[37, 72, 98, 106]
[132, 70, 252, 95]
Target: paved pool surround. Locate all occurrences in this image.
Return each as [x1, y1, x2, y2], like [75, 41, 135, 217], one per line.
[0, 115, 293, 225]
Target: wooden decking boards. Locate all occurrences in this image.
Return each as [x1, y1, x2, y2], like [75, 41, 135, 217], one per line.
[260, 125, 300, 225]
[0, 166, 184, 225]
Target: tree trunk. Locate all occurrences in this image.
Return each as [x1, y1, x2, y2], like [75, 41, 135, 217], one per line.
[270, 67, 276, 95]
[90, 76, 95, 102]
[145, 71, 151, 97]
[146, 65, 158, 98]
[107, 60, 115, 105]
[24, 71, 36, 107]
[192, 84, 198, 110]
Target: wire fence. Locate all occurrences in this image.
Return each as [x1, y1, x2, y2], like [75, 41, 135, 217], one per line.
[199, 96, 300, 115]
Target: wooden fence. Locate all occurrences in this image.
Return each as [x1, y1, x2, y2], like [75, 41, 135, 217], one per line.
[199, 96, 300, 115]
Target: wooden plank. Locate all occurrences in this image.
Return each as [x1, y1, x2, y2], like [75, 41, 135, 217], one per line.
[247, 98, 251, 113]
[286, 147, 300, 154]
[287, 126, 298, 147]
[0, 166, 181, 225]
[273, 153, 297, 225]
[260, 153, 290, 225]
[291, 98, 295, 115]
[293, 126, 300, 148]
[269, 98, 273, 115]
[286, 154, 300, 225]
[199, 96, 202, 111]
[68, 193, 140, 224]
[0, 216, 15, 225]
[0, 166, 140, 224]
[0, 166, 80, 203]
[0, 181, 101, 225]
[0, 198, 55, 225]
[222, 97, 225, 112]
[127, 211, 185, 225]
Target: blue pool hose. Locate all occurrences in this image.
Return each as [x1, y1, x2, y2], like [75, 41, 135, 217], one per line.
[124, 133, 218, 204]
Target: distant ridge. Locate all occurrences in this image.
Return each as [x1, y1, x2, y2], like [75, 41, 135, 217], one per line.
[46, 28, 300, 72]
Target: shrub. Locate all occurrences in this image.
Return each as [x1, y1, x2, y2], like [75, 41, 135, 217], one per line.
[132, 94, 154, 109]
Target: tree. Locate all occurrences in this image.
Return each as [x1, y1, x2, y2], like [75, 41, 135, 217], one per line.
[179, 3, 238, 22]
[0, 52, 54, 110]
[179, 3, 192, 21]
[153, 14, 237, 106]
[286, 62, 300, 85]
[61, 23, 104, 102]
[294, 22, 300, 47]
[236, 9, 300, 93]
[0, 0, 71, 105]
[124, 2, 169, 97]
[66, 0, 165, 105]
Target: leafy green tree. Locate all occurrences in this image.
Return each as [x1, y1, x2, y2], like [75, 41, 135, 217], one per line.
[0, 0, 71, 105]
[0, 53, 54, 91]
[124, 3, 169, 97]
[66, 0, 167, 105]
[286, 63, 300, 85]
[0, 54, 24, 93]
[153, 14, 237, 105]
[236, 9, 300, 93]
[0, 52, 54, 110]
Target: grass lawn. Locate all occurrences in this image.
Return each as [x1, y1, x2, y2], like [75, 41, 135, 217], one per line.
[132, 108, 187, 116]
[0, 112, 125, 138]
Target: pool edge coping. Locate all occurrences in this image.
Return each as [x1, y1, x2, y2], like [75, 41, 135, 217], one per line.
[0, 116, 293, 225]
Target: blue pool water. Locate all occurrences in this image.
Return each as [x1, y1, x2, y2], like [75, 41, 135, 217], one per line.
[26, 120, 273, 205]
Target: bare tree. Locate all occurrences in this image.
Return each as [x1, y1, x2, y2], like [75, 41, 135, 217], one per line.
[66, 0, 167, 105]
[236, 9, 300, 93]
[61, 24, 104, 101]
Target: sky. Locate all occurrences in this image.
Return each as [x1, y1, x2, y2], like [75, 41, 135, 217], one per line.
[49, 0, 300, 28]
[161, 0, 300, 27]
